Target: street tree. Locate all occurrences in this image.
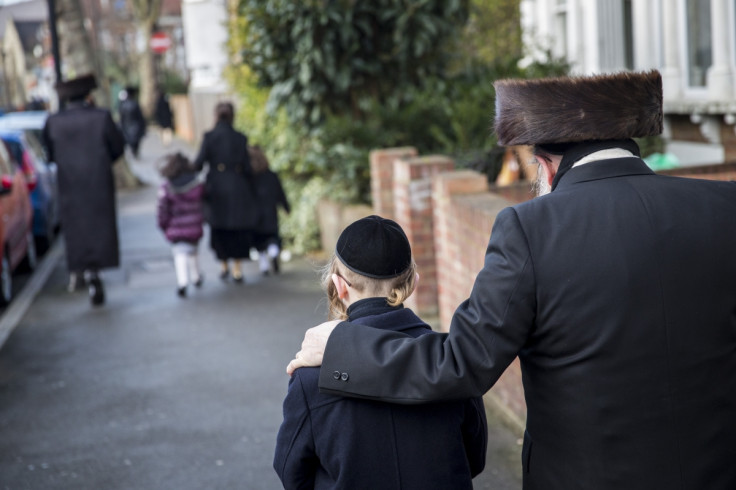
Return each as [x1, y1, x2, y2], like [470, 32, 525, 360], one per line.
[235, 0, 470, 127]
[53, 0, 139, 188]
[55, 0, 97, 79]
[129, 0, 164, 117]
[458, 0, 522, 66]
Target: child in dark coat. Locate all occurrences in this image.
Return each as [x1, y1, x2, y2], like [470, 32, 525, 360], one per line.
[157, 152, 205, 297]
[249, 145, 290, 275]
[274, 215, 487, 489]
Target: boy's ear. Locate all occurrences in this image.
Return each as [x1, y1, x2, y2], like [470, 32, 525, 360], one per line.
[408, 272, 419, 297]
[331, 273, 348, 300]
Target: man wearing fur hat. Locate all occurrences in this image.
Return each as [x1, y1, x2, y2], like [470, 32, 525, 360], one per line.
[42, 74, 125, 306]
[287, 71, 736, 489]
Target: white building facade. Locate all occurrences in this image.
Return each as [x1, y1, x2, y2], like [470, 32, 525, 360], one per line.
[520, 0, 736, 165]
[181, 0, 231, 140]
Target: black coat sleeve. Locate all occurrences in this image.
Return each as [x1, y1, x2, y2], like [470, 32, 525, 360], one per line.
[42, 120, 55, 162]
[193, 133, 209, 171]
[274, 174, 290, 214]
[318, 207, 536, 402]
[104, 112, 125, 162]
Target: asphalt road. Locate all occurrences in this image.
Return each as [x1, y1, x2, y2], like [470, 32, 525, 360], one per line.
[0, 133, 523, 489]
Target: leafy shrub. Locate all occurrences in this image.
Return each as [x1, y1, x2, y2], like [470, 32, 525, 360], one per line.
[225, 2, 571, 254]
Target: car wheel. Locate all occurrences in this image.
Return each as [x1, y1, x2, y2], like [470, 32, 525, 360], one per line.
[21, 231, 38, 272]
[0, 252, 12, 306]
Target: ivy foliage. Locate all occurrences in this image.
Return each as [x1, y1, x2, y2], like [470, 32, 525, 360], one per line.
[237, 0, 470, 127]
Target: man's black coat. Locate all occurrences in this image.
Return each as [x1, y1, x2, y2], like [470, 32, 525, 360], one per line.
[42, 102, 125, 271]
[318, 153, 736, 489]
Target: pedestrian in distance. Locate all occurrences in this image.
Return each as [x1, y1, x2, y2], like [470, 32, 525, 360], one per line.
[194, 101, 258, 283]
[274, 215, 487, 490]
[249, 145, 290, 276]
[156, 152, 205, 298]
[287, 70, 736, 490]
[42, 73, 125, 306]
[118, 86, 147, 159]
[154, 88, 174, 147]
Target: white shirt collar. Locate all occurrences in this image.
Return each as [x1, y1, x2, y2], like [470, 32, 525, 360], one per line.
[572, 148, 635, 168]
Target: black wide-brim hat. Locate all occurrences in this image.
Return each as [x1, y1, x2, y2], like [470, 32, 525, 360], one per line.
[55, 73, 98, 100]
[336, 215, 412, 279]
[493, 70, 663, 146]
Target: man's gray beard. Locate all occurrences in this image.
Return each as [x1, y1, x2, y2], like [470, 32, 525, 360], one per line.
[532, 167, 551, 196]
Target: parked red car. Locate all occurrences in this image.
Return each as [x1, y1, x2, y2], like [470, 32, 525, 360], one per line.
[0, 139, 36, 305]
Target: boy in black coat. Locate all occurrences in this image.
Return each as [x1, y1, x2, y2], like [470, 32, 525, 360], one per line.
[274, 216, 487, 489]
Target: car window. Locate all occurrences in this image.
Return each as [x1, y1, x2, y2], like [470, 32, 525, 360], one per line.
[3, 140, 23, 169]
[0, 141, 14, 175]
[23, 132, 47, 162]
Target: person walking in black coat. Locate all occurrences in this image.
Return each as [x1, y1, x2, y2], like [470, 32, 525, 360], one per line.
[288, 71, 736, 490]
[275, 216, 487, 489]
[194, 102, 258, 283]
[42, 74, 125, 306]
[154, 89, 174, 146]
[118, 86, 146, 158]
[248, 145, 289, 276]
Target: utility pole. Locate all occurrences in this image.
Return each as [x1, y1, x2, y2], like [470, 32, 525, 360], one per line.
[47, 0, 63, 108]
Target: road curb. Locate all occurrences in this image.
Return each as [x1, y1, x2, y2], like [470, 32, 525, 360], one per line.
[0, 238, 63, 349]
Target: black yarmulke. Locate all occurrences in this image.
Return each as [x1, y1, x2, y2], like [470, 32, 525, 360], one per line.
[335, 215, 412, 279]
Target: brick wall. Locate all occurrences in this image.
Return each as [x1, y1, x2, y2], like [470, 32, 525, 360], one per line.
[369, 147, 418, 220]
[393, 155, 454, 318]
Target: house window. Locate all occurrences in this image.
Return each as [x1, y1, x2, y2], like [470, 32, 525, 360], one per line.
[553, 0, 568, 60]
[685, 0, 711, 87]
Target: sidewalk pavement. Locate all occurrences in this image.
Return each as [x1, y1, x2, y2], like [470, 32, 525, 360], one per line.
[0, 129, 523, 489]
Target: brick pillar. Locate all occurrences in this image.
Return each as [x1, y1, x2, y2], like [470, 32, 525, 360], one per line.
[393, 155, 454, 319]
[432, 171, 488, 331]
[369, 147, 418, 220]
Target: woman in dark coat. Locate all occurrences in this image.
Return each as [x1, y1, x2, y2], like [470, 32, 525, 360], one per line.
[154, 90, 174, 146]
[193, 102, 257, 282]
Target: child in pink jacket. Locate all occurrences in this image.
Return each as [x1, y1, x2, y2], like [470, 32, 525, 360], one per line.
[157, 152, 205, 297]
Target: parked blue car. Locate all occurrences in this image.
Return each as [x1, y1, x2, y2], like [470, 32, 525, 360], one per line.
[0, 130, 60, 250]
[0, 111, 48, 139]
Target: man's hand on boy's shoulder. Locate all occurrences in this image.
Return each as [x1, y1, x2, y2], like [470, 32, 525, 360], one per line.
[287, 320, 341, 375]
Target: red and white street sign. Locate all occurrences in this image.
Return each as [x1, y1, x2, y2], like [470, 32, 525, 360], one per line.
[150, 31, 171, 54]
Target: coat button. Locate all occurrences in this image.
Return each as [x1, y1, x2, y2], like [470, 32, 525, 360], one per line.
[332, 371, 341, 380]
[340, 372, 349, 381]
[217, 163, 225, 172]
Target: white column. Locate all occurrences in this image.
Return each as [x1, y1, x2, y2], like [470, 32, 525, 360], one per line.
[706, 0, 734, 100]
[660, 0, 682, 99]
[632, 0, 657, 70]
[581, 0, 599, 73]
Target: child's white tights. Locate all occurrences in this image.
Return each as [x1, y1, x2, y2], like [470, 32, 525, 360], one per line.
[172, 243, 201, 288]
